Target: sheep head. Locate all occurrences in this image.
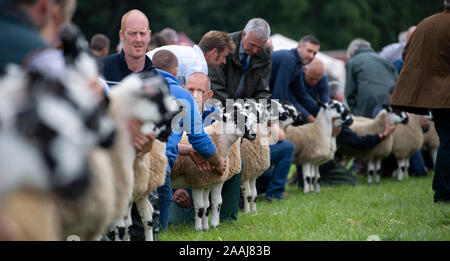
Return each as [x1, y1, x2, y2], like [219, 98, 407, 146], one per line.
[382, 104, 409, 125]
[318, 100, 353, 126]
[221, 101, 257, 141]
[268, 100, 303, 127]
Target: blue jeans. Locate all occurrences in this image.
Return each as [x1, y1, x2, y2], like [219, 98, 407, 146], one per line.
[256, 140, 295, 200]
[156, 170, 172, 231]
[409, 150, 427, 176]
[432, 110, 450, 202]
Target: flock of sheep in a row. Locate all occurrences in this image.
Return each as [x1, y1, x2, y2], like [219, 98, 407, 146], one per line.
[0, 28, 438, 241]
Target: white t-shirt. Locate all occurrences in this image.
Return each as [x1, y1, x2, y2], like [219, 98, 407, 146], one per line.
[147, 45, 207, 85]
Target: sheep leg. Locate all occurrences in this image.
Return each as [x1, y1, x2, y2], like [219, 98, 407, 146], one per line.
[302, 164, 312, 194]
[192, 188, 205, 231]
[122, 202, 133, 241]
[396, 158, 404, 181]
[210, 182, 224, 229]
[431, 148, 438, 170]
[313, 165, 320, 193]
[202, 188, 211, 231]
[241, 179, 252, 213]
[250, 177, 258, 213]
[135, 196, 154, 241]
[367, 160, 375, 185]
[403, 158, 410, 179]
[374, 159, 381, 184]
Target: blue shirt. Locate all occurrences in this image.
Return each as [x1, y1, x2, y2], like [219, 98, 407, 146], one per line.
[157, 69, 217, 173]
[100, 50, 158, 87]
[270, 48, 319, 119]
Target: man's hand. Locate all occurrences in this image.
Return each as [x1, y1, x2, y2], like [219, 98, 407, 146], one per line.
[207, 153, 227, 175]
[128, 119, 155, 156]
[172, 189, 192, 208]
[189, 150, 213, 171]
[380, 118, 396, 139]
[306, 115, 315, 123]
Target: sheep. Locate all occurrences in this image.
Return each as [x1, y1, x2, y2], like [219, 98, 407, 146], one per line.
[422, 121, 439, 169]
[341, 105, 409, 184]
[170, 102, 257, 231]
[240, 99, 302, 213]
[391, 113, 425, 181]
[286, 100, 353, 194]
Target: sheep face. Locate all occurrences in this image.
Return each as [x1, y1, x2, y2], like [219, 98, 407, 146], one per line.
[383, 105, 409, 125]
[319, 100, 353, 126]
[222, 102, 257, 141]
[269, 100, 303, 127]
[0, 67, 108, 200]
[124, 74, 178, 142]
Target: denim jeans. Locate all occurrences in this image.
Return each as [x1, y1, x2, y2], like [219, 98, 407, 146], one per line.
[156, 170, 172, 231]
[432, 110, 450, 202]
[256, 140, 295, 200]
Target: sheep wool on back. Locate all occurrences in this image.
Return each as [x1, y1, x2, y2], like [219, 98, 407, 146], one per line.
[171, 121, 237, 189]
[286, 109, 333, 165]
[241, 127, 271, 181]
[392, 113, 424, 160]
[346, 110, 393, 161]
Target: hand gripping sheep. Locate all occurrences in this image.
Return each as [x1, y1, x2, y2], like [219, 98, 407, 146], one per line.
[286, 100, 353, 194]
[345, 105, 409, 184]
[171, 102, 257, 231]
[240, 99, 304, 213]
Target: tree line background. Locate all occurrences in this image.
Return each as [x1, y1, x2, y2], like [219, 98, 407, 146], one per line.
[73, 0, 444, 53]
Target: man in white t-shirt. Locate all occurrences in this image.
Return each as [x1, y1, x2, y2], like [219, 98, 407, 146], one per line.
[147, 30, 235, 85]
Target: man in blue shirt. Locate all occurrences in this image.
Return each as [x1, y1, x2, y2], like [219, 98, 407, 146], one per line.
[152, 50, 226, 230]
[270, 35, 321, 123]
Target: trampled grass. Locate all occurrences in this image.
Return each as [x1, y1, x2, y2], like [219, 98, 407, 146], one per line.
[159, 173, 450, 241]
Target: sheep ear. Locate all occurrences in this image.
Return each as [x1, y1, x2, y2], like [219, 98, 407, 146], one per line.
[382, 104, 391, 112]
[317, 101, 326, 108]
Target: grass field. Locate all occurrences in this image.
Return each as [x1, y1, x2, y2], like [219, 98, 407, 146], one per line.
[159, 172, 450, 241]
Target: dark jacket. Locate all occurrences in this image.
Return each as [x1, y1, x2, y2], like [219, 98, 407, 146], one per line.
[391, 6, 450, 114]
[0, 1, 48, 71]
[100, 50, 158, 87]
[209, 31, 271, 105]
[345, 46, 398, 117]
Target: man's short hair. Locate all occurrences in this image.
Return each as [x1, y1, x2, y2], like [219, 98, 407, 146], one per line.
[346, 38, 371, 59]
[160, 28, 178, 44]
[187, 72, 211, 91]
[120, 9, 149, 32]
[152, 50, 178, 73]
[198, 31, 236, 54]
[243, 18, 271, 42]
[149, 33, 168, 48]
[299, 35, 320, 46]
[90, 34, 110, 51]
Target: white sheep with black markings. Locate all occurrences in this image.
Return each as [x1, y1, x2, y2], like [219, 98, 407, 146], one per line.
[390, 113, 425, 181]
[422, 120, 439, 169]
[286, 100, 352, 194]
[170, 102, 257, 231]
[342, 106, 409, 184]
[240, 100, 303, 213]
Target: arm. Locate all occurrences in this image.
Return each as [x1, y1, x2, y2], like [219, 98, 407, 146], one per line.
[318, 76, 331, 103]
[209, 65, 229, 106]
[344, 62, 357, 112]
[253, 54, 272, 100]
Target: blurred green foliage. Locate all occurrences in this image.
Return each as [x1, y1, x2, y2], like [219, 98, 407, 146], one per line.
[73, 0, 443, 52]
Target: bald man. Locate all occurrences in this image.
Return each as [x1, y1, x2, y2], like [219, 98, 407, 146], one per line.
[100, 9, 158, 87]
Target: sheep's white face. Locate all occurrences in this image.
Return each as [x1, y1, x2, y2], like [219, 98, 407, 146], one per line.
[269, 100, 303, 127]
[384, 105, 409, 125]
[320, 100, 353, 126]
[222, 102, 257, 141]
[127, 74, 178, 142]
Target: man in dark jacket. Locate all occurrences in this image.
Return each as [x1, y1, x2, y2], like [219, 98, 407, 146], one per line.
[391, 1, 450, 203]
[345, 38, 398, 118]
[0, 0, 52, 71]
[209, 18, 272, 105]
[270, 35, 321, 123]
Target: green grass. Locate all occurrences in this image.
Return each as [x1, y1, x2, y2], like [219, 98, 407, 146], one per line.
[159, 173, 450, 241]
